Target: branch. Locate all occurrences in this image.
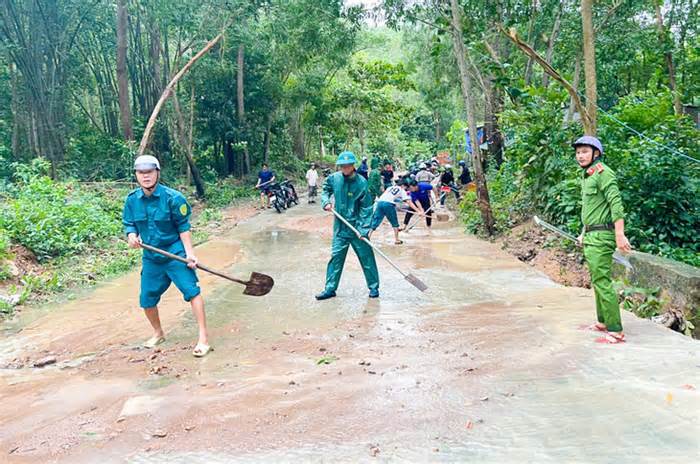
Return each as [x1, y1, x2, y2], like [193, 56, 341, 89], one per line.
[138, 31, 224, 156]
[499, 25, 591, 131]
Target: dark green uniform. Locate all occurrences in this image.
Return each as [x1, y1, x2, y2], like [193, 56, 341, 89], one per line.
[367, 158, 383, 201]
[321, 172, 379, 293]
[581, 161, 625, 332]
[123, 183, 200, 308]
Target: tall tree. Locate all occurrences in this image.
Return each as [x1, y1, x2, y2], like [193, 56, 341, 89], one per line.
[237, 43, 250, 174]
[116, 0, 133, 140]
[581, 0, 597, 134]
[654, 0, 682, 115]
[449, 0, 495, 235]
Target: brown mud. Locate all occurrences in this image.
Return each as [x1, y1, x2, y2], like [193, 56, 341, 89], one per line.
[500, 220, 591, 288]
[1, 204, 698, 463]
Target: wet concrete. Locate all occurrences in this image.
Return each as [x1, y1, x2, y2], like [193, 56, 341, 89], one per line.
[1, 204, 698, 463]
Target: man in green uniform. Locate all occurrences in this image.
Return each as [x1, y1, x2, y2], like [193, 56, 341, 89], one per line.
[316, 151, 380, 300]
[367, 157, 383, 201]
[573, 136, 632, 344]
[123, 155, 211, 357]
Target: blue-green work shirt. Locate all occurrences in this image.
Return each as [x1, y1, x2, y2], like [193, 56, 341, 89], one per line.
[122, 183, 192, 263]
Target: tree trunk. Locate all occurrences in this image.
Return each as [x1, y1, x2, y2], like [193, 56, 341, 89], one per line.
[484, 74, 504, 168]
[523, 0, 538, 86]
[565, 56, 581, 124]
[542, 1, 562, 88]
[116, 0, 133, 140]
[581, 0, 598, 134]
[138, 32, 224, 156]
[237, 44, 250, 175]
[172, 94, 205, 198]
[450, 0, 495, 235]
[655, 2, 682, 115]
[263, 111, 273, 164]
[319, 126, 326, 158]
[291, 107, 305, 159]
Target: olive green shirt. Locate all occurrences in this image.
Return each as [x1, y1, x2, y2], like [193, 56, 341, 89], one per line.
[580, 161, 625, 227]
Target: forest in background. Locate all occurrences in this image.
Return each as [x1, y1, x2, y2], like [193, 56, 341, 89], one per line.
[0, 0, 698, 311]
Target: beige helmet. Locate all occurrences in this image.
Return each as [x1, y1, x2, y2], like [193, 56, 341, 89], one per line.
[133, 155, 160, 171]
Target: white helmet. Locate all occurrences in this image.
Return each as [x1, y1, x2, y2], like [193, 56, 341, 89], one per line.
[134, 155, 160, 171]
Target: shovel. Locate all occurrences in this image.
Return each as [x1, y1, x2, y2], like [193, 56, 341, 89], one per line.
[330, 209, 428, 292]
[533, 216, 633, 270]
[139, 243, 275, 296]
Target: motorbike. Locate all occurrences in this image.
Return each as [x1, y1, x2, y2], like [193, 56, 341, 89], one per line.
[280, 180, 299, 208]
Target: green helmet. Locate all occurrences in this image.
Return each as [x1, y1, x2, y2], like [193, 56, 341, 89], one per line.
[336, 151, 357, 166]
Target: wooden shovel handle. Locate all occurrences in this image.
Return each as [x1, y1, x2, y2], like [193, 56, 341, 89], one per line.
[139, 242, 247, 285]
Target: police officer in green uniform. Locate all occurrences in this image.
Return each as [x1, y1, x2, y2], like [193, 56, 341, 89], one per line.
[316, 151, 380, 300]
[573, 136, 632, 344]
[123, 155, 211, 357]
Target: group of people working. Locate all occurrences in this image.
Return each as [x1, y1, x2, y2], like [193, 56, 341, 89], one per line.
[122, 133, 630, 357]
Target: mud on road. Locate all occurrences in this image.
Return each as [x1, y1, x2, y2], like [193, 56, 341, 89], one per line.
[1, 204, 698, 463]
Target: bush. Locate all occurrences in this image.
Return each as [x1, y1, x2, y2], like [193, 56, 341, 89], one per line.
[0, 159, 121, 261]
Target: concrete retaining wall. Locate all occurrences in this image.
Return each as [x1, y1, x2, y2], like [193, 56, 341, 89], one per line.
[614, 251, 700, 337]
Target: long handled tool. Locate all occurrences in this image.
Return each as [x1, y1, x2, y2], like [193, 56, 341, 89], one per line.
[330, 209, 428, 292]
[140, 243, 275, 296]
[404, 192, 447, 232]
[533, 216, 633, 270]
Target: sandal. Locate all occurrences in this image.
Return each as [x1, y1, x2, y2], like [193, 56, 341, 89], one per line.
[193, 343, 213, 357]
[595, 332, 625, 344]
[578, 323, 607, 332]
[143, 336, 165, 349]
[394, 240, 404, 245]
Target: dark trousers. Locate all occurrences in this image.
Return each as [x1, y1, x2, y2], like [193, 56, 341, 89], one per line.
[440, 184, 460, 205]
[404, 197, 432, 227]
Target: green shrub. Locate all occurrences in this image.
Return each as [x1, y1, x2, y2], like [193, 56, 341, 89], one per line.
[0, 160, 121, 261]
[205, 179, 257, 208]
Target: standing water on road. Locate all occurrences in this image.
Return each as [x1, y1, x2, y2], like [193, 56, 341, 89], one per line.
[1, 204, 698, 463]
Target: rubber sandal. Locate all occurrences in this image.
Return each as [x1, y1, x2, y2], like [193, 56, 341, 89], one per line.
[595, 333, 625, 344]
[193, 343, 213, 357]
[578, 323, 607, 332]
[143, 336, 165, 348]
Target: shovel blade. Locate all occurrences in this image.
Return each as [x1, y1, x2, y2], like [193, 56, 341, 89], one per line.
[242, 272, 275, 296]
[405, 273, 428, 292]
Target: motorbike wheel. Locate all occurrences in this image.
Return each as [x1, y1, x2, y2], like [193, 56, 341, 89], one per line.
[273, 199, 283, 213]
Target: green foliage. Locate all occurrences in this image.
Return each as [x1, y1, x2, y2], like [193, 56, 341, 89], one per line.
[461, 90, 699, 266]
[0, 159, 121, 261]
[459, 160, 525, 236]
[204, 179, 257, 209]
[615, 283, 664, 319]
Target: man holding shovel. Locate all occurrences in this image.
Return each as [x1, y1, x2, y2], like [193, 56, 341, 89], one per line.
[123, 155, 211, 357]
[316, 151, 380, 300]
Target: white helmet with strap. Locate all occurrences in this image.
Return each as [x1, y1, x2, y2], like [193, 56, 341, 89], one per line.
[133, 155, 160, 171]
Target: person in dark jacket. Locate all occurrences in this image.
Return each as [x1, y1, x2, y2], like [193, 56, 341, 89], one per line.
[439, 165, 461, 205]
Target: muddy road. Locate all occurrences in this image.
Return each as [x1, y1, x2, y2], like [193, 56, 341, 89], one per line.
[1, 203, 698, 463]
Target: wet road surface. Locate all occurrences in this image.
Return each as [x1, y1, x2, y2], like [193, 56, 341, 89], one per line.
[1, 203, 698, 463]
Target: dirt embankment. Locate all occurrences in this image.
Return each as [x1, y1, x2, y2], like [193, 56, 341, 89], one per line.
[499, 220, 591, 289]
